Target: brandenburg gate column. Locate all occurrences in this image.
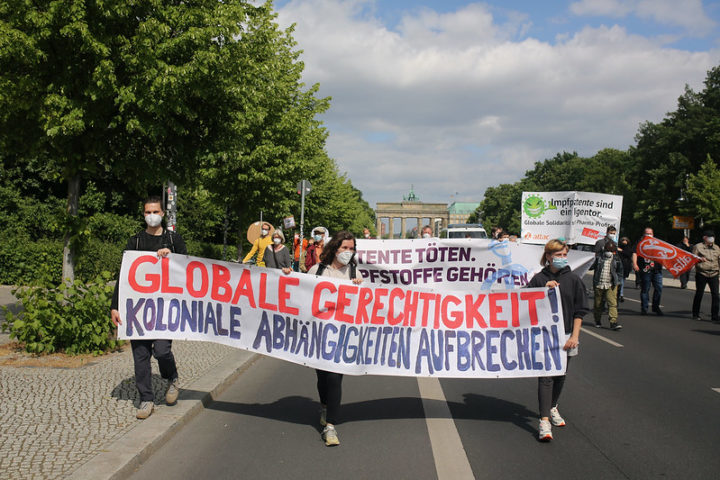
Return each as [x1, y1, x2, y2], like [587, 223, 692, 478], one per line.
[400, 217, 407, 239]
[388, 217, 394, 238]
[376, 217, 382, 238]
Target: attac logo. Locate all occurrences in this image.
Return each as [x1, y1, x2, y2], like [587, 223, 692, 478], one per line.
[637, 237, 677, 261]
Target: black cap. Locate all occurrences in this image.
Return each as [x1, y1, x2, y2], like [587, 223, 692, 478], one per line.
[704, 230, 715, 237]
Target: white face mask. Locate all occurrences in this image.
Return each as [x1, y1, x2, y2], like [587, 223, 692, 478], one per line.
[707, 237, 715, 244]
[336, 251, 354, 265]
[145, 213, 163, 228]
[364, 233, 370, 238]
[273, 237, 281, 245]
[261, 229, 269, 236]
[645, 233, 653, 237]
[422, 233, 431, 239]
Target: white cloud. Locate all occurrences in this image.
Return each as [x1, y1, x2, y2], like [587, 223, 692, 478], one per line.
[570, 0, 717, 35]
[276, 0, 717, 208]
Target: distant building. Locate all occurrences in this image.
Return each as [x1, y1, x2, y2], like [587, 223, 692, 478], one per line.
[448, 202, 481, 224]
[375, 188, 480, 238]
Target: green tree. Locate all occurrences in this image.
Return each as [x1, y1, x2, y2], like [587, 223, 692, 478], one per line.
[630, 65, 720, 239]
[687, 155, 720, 228]
[0, 0, 275, 281]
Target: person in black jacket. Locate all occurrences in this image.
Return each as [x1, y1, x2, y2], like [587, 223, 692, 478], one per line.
[110, 196, 187, 420]
[527, 239, 589, 442]
[617, 236, 633, 302]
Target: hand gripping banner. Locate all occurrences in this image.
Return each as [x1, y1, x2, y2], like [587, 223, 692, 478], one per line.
[118, 251, 570, 378]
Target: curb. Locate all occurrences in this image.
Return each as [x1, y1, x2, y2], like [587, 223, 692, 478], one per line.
[67, 349, 259, 480]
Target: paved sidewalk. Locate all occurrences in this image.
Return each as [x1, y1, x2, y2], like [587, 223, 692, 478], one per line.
[0, 286, 258, 480]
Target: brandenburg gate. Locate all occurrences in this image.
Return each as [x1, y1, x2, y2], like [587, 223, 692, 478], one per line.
[375, 189, 449, 238]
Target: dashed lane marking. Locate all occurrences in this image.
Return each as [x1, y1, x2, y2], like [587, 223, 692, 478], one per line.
[417, 377, 475, 480]
[581, 327, 624, 347]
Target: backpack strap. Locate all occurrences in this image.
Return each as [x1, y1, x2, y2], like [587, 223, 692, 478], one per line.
[316, 263, 327, 276]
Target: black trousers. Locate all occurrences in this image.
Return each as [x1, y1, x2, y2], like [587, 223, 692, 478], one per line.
[538, 358, 570, 419]
[316, 369, 343, 425]
[131, 339, 178, 402]
[693, 274, 719, 321]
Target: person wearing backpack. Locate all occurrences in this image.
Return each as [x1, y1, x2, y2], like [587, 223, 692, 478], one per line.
[110, 196, 187, 420]
[306, 231, 362, 446]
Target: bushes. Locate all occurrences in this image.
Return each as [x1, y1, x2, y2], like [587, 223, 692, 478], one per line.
[2, 272, 122, 355]
[0, 236, 64, 285]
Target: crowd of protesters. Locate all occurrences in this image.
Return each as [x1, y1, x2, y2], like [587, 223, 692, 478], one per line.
[110, 199, 717, 446]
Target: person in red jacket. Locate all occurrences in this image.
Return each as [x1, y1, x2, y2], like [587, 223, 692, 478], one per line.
[305, 226, 327, 271]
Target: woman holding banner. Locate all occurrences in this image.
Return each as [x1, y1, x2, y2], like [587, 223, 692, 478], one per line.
[527, 239, 589, 442]
[307, 231, 363, 446]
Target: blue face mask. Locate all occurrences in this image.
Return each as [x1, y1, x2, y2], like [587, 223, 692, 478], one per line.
[609, 234, 618, 242]
[314, 234, 323, 242]
[552, 257, 568, 269]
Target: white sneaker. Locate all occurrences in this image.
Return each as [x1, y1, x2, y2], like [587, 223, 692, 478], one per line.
[136, 401, 154, 419]
[165, 378, 179, 405]
[322, 425, 340, 446]
[538, 419, 552, 441]
[550, 406, 566, 426]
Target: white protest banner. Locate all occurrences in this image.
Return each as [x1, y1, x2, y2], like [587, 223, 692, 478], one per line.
[355, 238, 595, 291]
[118, 251, 568, 378]
[521, 191, 623, 245]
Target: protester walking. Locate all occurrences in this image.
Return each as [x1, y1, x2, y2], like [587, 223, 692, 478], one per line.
[632, 227, 664, 315]
[677, 236, 693, 289]
[526, 239, 588, 442]
[692, 230, 720, 323]
[242, 222, 274, 267]
[264, 230, 292, 273]
[591, 239, 623, 330]
[617, 236, 633, 302]
[110, 196, 187, 419]
[307, 231, 362, 446]
[305, 226, 327, 271]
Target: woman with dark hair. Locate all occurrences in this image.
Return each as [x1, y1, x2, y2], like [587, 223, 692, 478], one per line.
[307, 230, 362, 446]
[526, 239, 588, 442]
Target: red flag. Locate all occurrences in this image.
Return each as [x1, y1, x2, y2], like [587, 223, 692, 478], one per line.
[636, 236, 702, 278]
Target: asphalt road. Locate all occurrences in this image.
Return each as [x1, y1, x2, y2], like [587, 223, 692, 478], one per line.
[127, 280, 720, 480]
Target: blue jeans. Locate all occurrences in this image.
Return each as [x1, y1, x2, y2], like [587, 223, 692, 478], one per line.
[639, 270, 663, 312]
[618, 276, 625, 297]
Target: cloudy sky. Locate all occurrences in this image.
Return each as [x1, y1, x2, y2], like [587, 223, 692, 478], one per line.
[273, 0, 720, 209]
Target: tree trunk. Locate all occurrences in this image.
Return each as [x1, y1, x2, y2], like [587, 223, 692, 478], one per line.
[62, 174, 80, 283]
[222, 203, 229, 261]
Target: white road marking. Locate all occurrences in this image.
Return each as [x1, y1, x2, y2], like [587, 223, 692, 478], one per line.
[581, 327, 624, 347]
[712, 388, 720, 395]
[417, 377, 475, 480]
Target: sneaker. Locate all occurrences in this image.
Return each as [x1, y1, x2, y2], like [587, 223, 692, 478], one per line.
[654, 308, 664, 316]
[320, 405, 327, 427]
[693, 315, 702, 321]
[322, 425, 340, 446]
[165, 378, 179, 405]
[594, 322, 602, 328]
[538, 419, 552, 441]
[136, 401, 154, 419]
[619, 296, 625, 302]
[549, 406, 566, 427]
[610, 323, 623, 331]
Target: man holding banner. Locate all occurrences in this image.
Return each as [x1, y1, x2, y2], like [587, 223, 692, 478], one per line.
[111, 196, 187, 420]
[632, 228, 664, 316]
